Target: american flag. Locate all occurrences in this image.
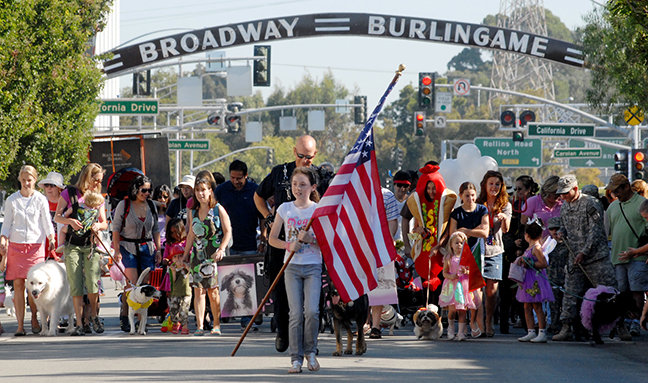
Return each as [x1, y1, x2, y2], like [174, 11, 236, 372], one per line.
[311, 71, 401, 303]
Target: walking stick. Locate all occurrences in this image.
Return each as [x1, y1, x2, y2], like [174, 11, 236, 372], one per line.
[231, 219, 313, 357]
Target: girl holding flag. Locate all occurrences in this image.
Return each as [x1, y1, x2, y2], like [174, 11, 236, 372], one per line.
[268, 167, 321, 374]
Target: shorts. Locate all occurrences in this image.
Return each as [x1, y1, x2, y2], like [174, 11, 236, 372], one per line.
[64, 244, 101, 296]
[615, 261, 648, 292]
[6, 242, 45, 280]
[120, 244, 155, 273]
[483, 253, 503, 281]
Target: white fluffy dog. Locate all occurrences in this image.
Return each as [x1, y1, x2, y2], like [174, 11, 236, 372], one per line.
[413, 304, 443, 340]
[380, 304, 404, 336]
[127, 267, 162, 335]
[26, 261, 75, 336]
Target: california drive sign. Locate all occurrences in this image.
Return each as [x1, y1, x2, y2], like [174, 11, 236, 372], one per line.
[102, 13, 585, 77]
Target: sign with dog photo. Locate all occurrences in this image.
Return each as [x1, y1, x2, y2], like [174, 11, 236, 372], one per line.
[367, 261, 398, 306]
[217, 264, 258, 318]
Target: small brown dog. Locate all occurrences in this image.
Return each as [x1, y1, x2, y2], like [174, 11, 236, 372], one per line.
[329, 284, 369, 356]
[413, 304, 443, 340]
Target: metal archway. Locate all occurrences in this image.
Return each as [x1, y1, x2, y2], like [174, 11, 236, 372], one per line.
[102, 12, 584, 78]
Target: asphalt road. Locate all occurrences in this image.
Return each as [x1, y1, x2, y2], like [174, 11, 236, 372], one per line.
[1, 278, 647, 383]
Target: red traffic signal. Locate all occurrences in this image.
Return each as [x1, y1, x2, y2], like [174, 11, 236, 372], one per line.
[421, 76, 433, 86]
[519, 110, 536, 126]
[500, 111, 515, 126]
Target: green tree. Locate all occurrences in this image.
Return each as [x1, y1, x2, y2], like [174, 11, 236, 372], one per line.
[582, 2, 648, 116]
[0, 0, 113, 189]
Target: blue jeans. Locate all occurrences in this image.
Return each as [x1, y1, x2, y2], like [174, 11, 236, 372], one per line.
[284, 263, 322, 363]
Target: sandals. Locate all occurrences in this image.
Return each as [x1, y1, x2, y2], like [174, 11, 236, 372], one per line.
[32, 323, 42, 335]
[288, 361, 302, 373]
[14, 330, 26, 337]
[369, 328, 382, 339]
[181, 326, 190, 335]
[306, 353, 320, 372]
[471, 328, 484, 339]
[193, 329, 205, 336]
[210, 328, 221, 336]
[172, 323, 181, 335]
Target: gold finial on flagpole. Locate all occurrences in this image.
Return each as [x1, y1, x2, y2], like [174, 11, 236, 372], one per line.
[396, 64, 406, 75]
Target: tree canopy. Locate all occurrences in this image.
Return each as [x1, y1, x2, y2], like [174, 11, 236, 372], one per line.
[0, 0, 112, 190]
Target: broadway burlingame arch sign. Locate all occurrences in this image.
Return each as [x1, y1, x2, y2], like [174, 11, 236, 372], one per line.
[102, 13, 585, 78]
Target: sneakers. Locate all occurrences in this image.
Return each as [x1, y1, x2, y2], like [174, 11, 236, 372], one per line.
[306, 353, 320, 371]
[518, 331, 537, 342]
[616, 322, 632, 341]
[369, 328, 382, 339]
[276, 335, 289, 352]
[552, 324, 573, 341]
[447, 326, 456, 341]
[91, 317, 104, 334]
[457, 323, 466, 341]
[531, 331, 547, 343]
[70, 326, 85, 336]
[288, 361, 302, 373]
[630, 320, 641, 337]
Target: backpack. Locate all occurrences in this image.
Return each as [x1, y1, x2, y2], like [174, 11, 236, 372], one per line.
[64, 186, 99, 247]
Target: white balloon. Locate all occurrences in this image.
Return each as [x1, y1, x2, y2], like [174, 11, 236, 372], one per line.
[440, 159, 468, 195]
[457, 144, 482, 174]
[469, 156, 499, 185]
[483, 156, 499, 172]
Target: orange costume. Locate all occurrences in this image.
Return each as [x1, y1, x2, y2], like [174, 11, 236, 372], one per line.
[406, 164, 457, 290]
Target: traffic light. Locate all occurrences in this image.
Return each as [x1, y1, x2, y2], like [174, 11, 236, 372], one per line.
[418, 72, 435, 109]
[253, 45, 271, 86]
[397, 147, 403, 169]
[266, 148, 274, 166]
[225, 113, 241, 133]
[512, 131, 524, 142]
[207, 112, 222, 126]
[631, 149, 648, 180]
[354, 95, 367, 125]
[500, 110, 515, 126]
[615, 150, 629, 178]
[132, 70, 151, 96]
[519, 110, 536, 126]
[414, 111, 426, 137]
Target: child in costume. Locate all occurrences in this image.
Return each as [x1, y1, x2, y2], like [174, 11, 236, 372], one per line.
[163, 218, 191, 335]
[56, 190, 104, 253]
[516, 215, 554, 343]
[439, 231, 477, 341]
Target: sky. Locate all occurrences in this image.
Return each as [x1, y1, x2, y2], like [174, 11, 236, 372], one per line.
[117, 0, 601, 108]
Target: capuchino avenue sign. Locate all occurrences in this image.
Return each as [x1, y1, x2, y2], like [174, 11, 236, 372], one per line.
[102, 13, 585, 77]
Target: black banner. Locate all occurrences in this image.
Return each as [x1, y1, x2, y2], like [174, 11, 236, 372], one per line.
[102, 13, 585, 77]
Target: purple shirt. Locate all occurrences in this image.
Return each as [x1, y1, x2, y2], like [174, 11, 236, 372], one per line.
[522, 195, 562, 239]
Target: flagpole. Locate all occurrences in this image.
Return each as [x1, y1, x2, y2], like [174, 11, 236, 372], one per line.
[231, 219, 314, 357]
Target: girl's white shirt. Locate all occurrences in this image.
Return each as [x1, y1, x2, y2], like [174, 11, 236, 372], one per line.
[1, 190, 54, 243]
[277, 201, 321, 265]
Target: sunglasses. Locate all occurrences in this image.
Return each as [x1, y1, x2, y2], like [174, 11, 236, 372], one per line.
[395, 184, 409, 189]
[139, 188, 152, 194]
[43, 183, 57, 188]
[296, 152, 315, 160]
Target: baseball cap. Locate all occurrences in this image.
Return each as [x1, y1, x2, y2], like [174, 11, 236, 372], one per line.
[547, 217, 562, 229]
[38, 172, 65, 189]
[393, 170, 411, 186]
[178, 175, 196, 188]
[556, 174, 578, 194]
[605, 173, 630, 191]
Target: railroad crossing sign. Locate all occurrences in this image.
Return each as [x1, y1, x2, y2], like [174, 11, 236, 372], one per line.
[474, 137, 542, 168]
[453, 79, 471, 96]
[624, 106, 644, 126]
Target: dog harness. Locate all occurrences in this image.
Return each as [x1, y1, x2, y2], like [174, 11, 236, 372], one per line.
[125, 290, 154, 311]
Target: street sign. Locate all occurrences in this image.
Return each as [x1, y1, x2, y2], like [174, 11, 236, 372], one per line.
[434, 115, 446, 128]
[168, 140, 210, 151]
[553, 148, 602, 158]
[435, 92, 452, 113]
[474, 137, 542, 168]
[99, 99, 159, 115]
[624, 106, 644, 126]
[527, 123, 595, 137]
[453, 79, 470, 96]
[335, 99, 350, 114]
[568, 138, 628, 168]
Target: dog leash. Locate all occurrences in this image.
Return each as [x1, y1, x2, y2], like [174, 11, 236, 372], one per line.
[519, 243, 610, 304]
[425, 255, 431, 307]
[91, 229, 135, 286]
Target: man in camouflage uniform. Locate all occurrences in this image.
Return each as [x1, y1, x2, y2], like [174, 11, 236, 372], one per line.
[546, 217, 568, 333]
[553, 174, 617, 341]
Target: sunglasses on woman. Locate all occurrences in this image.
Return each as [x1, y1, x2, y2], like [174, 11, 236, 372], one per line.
[139, 188, 152, 194]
